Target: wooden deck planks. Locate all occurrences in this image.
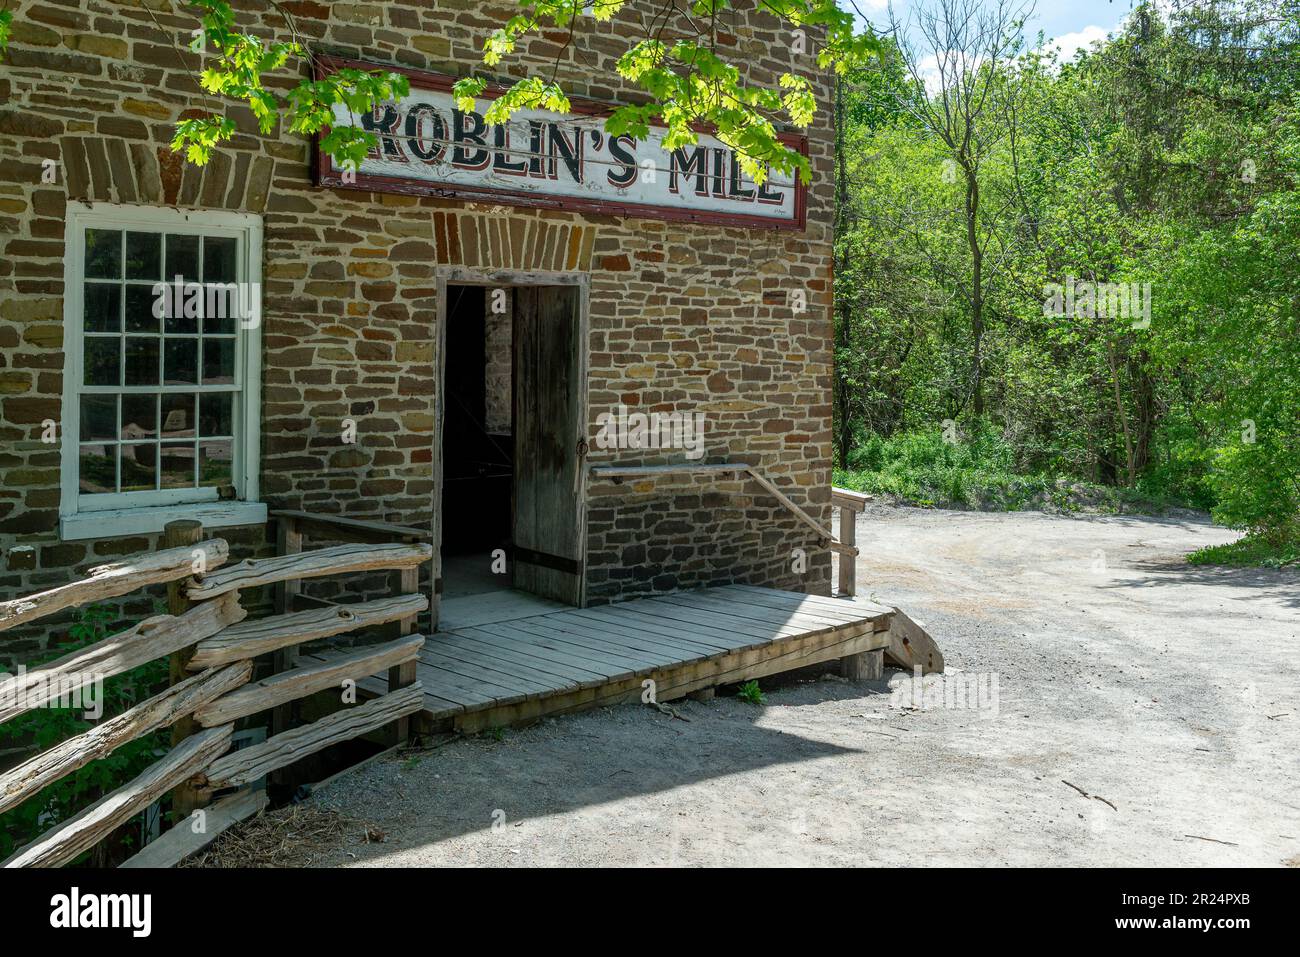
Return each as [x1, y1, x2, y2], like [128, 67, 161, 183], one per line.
[563, 609, 730, 657]
[500, 618, 674, 671]
[450, 625, 634, 682]
[438, 589, 567, 630]
[431, 631, 610, 686]
[659, 590, 880, 632]
[314, 585, 898, 727]
[571, 605, 746, 653]
[726, 584, 893, 621]
[581, 600, 795, 646]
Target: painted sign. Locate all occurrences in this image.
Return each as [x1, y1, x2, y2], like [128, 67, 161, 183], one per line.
[314, 58, 807, 231]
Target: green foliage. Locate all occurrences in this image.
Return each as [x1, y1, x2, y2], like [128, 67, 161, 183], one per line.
[836, 420, 1195, 514]
[0, 604, 169, 861]
[1188, 532, 1300, 569]
[171, 0, 410, 168]
[0, 9, 11, 61]
[735, 680, 766, 705]
[454, 0, 881, 184]
[833, 0, 1300, 556]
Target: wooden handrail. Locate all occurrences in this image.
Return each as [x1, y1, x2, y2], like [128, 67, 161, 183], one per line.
[186, 542, 433, 600]
[269, 509, 431, 545]
[0, 540, 229, 635]
[590, 463, 858, 555]
[590, 466, 870, 598]
[830, 486, 871, 598]
[832, 487, 873, 511]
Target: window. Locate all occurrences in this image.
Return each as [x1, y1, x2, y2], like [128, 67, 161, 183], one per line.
[60, 203, 265, 540]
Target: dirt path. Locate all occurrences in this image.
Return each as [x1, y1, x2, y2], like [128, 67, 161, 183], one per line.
[277, 507, 1299, 867]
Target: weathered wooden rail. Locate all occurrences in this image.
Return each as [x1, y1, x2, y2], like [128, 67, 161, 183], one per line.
[0, 523, 431, 868]
[589, 464, 870, 597]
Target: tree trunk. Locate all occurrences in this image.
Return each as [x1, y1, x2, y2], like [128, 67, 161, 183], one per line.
[833, 75, 854, 468]
[964, 164, 984, 416]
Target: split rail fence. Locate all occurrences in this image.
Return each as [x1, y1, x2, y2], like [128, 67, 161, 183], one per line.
[0, 521, 431, 867]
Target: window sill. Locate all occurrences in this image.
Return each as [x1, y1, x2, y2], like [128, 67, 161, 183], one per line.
[60, 502, 268, 542]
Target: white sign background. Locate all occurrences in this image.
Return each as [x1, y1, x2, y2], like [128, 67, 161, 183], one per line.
[320, 76, 804, 229]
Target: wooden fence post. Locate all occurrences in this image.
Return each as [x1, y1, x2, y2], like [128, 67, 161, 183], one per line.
[163, 519, 206, 820]
[838, 504, 856, 597]
[387, 564, 421, 743]
[272, 515, 303, 739]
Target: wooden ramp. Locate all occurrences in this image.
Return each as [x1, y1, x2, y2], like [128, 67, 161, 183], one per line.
[331, 584, 910, 734]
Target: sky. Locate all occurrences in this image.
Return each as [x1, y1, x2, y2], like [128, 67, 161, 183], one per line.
[852, 0, 1137, 64]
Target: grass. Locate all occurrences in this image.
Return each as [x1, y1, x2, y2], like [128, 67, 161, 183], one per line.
[1187, 531, 1300, 568]
[835, 426, 1180, 515]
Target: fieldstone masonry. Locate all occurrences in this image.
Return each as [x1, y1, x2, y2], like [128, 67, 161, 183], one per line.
[0, 0, 835, 663]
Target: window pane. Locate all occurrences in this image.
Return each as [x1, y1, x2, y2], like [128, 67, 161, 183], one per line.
[200, 393, 233, 437]
[160, 442, 196, 488]
[161, 393, 195, 438]
[165, 234, 200, 283]
[79, 395, 117, 441]
[76, 222, 246, 504]
[84, 337, 120, 386]
[204, 296, 235, 335]
[164, 338, 198, 385]
[79, 445, 117, 493]
[85, 229, 121, 279]
[125, 231, 161, 281]
[119, 443, 157, 491]
[203, 236, 237, 283]
[124, 337, 159, 385]
[202, 338, 235, 385]
[124, 284, 160, 333]
[199, 440, 233, 488]
[121, 394, 157, 439]
[161, 283, 198, 334]
[84, 283, 121, 333]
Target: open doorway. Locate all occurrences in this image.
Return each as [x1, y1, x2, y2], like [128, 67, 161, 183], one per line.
[439, 285, 514, 599]
[436, 278, 588, 618]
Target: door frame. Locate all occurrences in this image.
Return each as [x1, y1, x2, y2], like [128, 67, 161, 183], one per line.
[432, 266, 591, 628]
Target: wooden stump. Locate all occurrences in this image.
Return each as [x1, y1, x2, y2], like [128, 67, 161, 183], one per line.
[839, 649, 883, 681]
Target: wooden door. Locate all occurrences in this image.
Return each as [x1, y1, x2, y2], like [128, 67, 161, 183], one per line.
[512, 285, 585, 604]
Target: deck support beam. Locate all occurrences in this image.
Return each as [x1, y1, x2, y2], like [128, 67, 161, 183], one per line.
[839, 648, 884, 681]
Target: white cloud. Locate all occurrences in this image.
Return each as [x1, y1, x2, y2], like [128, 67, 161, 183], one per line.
[1041, 24, 1110, 63]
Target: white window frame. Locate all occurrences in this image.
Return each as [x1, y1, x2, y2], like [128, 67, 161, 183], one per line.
[59, 202, 265, 541]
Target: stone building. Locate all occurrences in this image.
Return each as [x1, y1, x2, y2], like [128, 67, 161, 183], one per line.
[0, 1, 836, 664]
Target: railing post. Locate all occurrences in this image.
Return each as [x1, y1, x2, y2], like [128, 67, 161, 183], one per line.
[387, 564, 421, 744]
[163, 519, 207, 820]
[838, 503, 857, 597]
[271, 515, 303, 769]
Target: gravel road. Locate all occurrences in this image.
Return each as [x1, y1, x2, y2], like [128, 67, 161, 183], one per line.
[275, 506, 1299, 867]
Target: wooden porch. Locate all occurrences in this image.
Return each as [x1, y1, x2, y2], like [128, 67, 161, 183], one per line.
[333, 583, 904, 734]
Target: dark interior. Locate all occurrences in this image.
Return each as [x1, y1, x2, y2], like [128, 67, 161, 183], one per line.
[439, 285, 513, 565]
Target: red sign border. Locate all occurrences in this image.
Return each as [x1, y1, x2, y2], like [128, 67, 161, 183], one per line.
[312, 56, 808, 232]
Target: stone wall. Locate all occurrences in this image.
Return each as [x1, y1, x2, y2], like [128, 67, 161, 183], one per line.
[0, 0, 835, 662]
